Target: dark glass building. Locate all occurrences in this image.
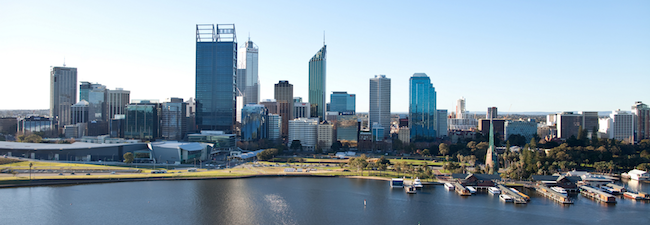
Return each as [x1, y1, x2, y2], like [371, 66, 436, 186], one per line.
[195, 24, 237, 133]
[124, 101, 161, 141]
[330, 91, 355, 113]
[309, 45, 326, 121]
[409, 73, 437, 140]
[241, 104, 268, 141]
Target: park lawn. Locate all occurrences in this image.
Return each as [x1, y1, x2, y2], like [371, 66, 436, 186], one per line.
[389, 159, 445, 166]
[0, 161, 135, 170]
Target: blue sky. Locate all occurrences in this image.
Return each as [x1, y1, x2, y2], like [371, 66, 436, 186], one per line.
[0, 0, 648, 113]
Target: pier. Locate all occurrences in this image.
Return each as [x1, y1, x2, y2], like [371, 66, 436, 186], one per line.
[580, 186, 616, 203]
[497, 184, 527, 204]
[453, 182, 471, 196]
[535, 185, 573, 204]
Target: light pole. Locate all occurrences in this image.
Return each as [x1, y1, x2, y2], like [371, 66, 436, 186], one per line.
[29, 162, 33, 180]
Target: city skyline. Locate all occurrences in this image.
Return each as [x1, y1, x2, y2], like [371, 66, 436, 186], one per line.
[1, 1, 648, 112]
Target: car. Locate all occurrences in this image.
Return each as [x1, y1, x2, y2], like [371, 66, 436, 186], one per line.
[86, 173, 91, 175]
[70, 172, 75, 175]
[111, 171, 116, 174]
[58, 173, 63, 175]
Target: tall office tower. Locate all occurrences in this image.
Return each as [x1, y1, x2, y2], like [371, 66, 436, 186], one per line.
[579, 111, 599, 133]
[237, 38, 260, 105]
[162, 98, 188, 140]
[456, 97, 466, 119]
[79, 82, 107, 121]
[487, 107, 498, 119]
[195, 24, 237, 133]
[275, 81, 293, 138]
[288, 118, 319, 151]
[241, 104, 268, 141]
[71, 100, 89, 124]
[632, 101, 650, 142]
[330, 91, 355, 113]
[556, 112, 582, 139]
[294, 102, 311, 119]
[369, 75, 391, 139]
[608, 110, 635, 143]
[436, 109, 448, 138]
[106, 88, 130, 120]
[268, 114, 281, 141]
[409, 73, 437, 140]
[50, 66, 77, 130]
[124, 100, 161, 140]
[260, 99, 279, 114]
[79, 81, 92, 102]
[185, 97, 196, 134]
[309, 45, 326, 121]
[317, 121, 333, 150]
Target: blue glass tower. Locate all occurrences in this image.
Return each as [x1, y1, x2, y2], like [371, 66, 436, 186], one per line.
[330, 91, 355, 114]
[409, 73, 437, 140]
[241, 104, 268, 141]
[195, 24, 237, 133]
[309, 45, 326, 121]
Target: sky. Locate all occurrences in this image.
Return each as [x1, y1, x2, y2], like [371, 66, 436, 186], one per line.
[0, 0, 648, 113]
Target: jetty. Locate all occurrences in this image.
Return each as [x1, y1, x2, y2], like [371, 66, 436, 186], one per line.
[453, 182, 471, 196]
[535, 185, 573, 204]
[497, 184, 527, 204]
[604, 183, 626, 194]
[580, 186, 616, 203]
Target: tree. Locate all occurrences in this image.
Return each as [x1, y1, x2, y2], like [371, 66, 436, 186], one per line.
[439, 143, 449, 156]
[290, 140, 302, 151]
[123, 152, 134, 163]
[20, 134, 43, 143]
[256, 148, 279, 161]
[421, 149, 431, 157]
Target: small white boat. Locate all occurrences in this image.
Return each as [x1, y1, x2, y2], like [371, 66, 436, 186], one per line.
[488, 187, 501, 195]
[413, 178, 423, 188]
[499, 194, 513, 203]
[466, 186, 477, 194]
[405, 185, 417, 194]
[444, 182, 455, 191]
[551, 186, 568, 196]
[601, 186, 619, 195]
[390, 178, 404, 188]
[623, 192, 642, 200]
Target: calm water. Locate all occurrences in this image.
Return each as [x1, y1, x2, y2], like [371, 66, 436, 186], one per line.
[0, 178, 648, 225]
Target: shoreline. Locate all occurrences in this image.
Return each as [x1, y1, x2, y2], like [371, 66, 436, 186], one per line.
[0, 173, 443, 188]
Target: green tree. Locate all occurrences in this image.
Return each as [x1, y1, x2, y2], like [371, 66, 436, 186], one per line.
[421, 149, 431, 157]
[123, 152, 134, 163]
[290, 140, 302, 151]
[439, 143, 449, 156]
[21, 134, 43, 143]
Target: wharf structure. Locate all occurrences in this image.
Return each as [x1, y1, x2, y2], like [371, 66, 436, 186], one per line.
[535, 184, 573, 204]
[580, 186, 617, 203]
[453, 182, 471, 196]
[497, 184, 527, 204]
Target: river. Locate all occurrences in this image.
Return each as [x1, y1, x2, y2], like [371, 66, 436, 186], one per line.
[0, 177, 648, 225]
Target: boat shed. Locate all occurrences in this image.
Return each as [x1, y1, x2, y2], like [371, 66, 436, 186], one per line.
[531, 175, 579, 191]
[0, 141, 147, 162]
[451, 173, 502, 187]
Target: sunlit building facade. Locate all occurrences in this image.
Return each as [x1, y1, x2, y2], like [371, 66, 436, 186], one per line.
[241, 104, 268, 141]
[369, 75, 391, 139]
[309, 45, 326, 121]
[409, 73, 436, 140]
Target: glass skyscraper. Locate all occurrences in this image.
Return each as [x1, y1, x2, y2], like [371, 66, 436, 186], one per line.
[236, 39, 259, 105]
[330, 91, 355, 113]
[195, 24, 237, 133]
[309, 45, 326, 121]
[241, 104, 268, 141]
[409, 73, 437, 140]
[369, 75, 391, 139]
[124, 101, 161, 141]
[50, 66, 77, 130]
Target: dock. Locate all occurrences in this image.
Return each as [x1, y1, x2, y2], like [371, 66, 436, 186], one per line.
[497, 184, 527, 204]
[453, 182, 471, 196]
[535, 185, 573, 204]
[580, 186, 616, 203]
[605, 183, 626, 193]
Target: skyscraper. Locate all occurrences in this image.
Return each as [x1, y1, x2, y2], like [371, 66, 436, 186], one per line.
[237, 38, 259, 105]
[241, 104, 268, 141]
[80, 82, 107, 122]
[275, 81, 293, 138]
[161, 98, 187, 140]
[487, 107, 498, 119]
[632, 101, 650, 142]
[330, 91, 355, 113]
[195, 24, 237, 133]
[456, 97, 466, 119]
[106, 88, 130, 120]
[409, 73, 437, 140]
[50, 66, 77, 131]
[369, 75, 391, 139]
[309, 45, 326, 121]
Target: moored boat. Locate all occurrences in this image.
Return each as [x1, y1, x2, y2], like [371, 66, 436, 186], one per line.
[488, 187, 501, 195]
[444, 182, 455, 191]
[466, 186, 477, 194]
[413, 177, 423, 188]
[623, 192, 642, 200]
[499, 194, 513, 203]
[390, 178, 404, 188]
[405, 185, 417, 194]
[551, 186, 568, 196]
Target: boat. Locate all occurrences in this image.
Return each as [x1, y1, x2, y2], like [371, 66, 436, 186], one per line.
[413, 177, 423, 188]
[390, 178, 404, 188]
[509, 188, 530, 201]
[466, 186, 477, 194]
[623, 192, 643, 200]
[488, 187, 501, 195]
[600, 186, 619, 195]
[499, 194, 513, 203]
[551, 186, 568, 196]
[444, 182, 455, 191]
[405, 185, 417, 194]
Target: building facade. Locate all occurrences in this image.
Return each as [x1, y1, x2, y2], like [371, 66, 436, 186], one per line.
[609, 110, 635, 143]
[161, 98, 187, 141]
[317, 121, 333, 150]
[288, 118, 318, 151]
[369, 75, 391, 139]
[330, 91, 355, 113]
[241, 104, 268, 141]
[71, 100, 89, 124]
[436, 109, 448, 138]
[309, 45, 326, 121]
[409, 73, 437, 140]
[456, 97, 467, 119]
[487, 107, 498, 119]
[50, 66, 77, 130]
[294, 102, 310, 119]
[124, 101, 161, 141]
[236, 38, 260, 105]
[195, 24, 237, 133]
[632, 101, 650, 142]
[505, 120, 538, 141]
[336, 114, 358, 142]
[106, 88, 130, 120]
[274, 81, 293, 138]
[268, 114, 281, 141]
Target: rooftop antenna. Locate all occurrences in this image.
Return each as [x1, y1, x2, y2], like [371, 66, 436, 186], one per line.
[63, 57, 66, 67]
[248, 32, 250, 42]
[323, 31, 326, 45]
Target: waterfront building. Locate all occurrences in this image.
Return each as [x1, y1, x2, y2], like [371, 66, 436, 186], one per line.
[369, 75, 391, 139]
[18, 116, 52, 134]
[195, 24, 237, 133]
[161, 98, 187, 141]
[275, 81, 293, 138]
[309, 45, 326, 121]
[106, 88, 130, 120]
[398, 127, 410, 144]
[505, 120, 538, 141]
[187, 131, 236, 153]
[487, 107, 498, 119]
[294, 102, 310, 119]
[0, 141, 147, 161]
[288, 118, 318, 151]
[236, 38, 260, 105]
[632, 101, 650, 142]
[124, 100, 161, 141]
[71, 100, 89, 124]
[260, 99, 279, 114]
[409, 73, 437, 140]
[50, 66, 77, 130]
[149, 141, 210, 164]
[330, 92, 355, 114]
[456, 97, 467, 119]
[317, 121, 333, 150]
[268, 114, 281, 141]
[241, 104, 268, 141]
[436, 109, 448, 138]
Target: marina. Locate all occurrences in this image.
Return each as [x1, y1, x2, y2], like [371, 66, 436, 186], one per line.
[390, 178, 404, 188]
[453, 182, 472, 196]
[497, 184, 528, 204]
[536, 185, 573, 204]
[580, 186, 617, 203]
[488, 186, 501, 195]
